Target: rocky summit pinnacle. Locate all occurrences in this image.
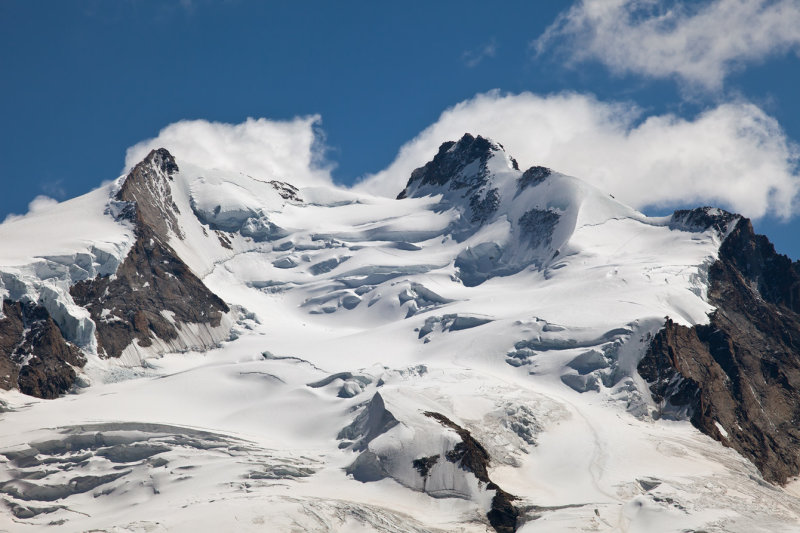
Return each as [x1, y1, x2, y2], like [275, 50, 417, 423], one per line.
[116, 147, 183, 241]
[397, 133, 517, 200]
[396, 133, 527, 230]
[146, 147, 179, 176]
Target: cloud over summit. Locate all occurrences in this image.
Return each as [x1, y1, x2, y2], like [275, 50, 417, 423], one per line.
[125, 116, 333, 188]
[124, 92, 800, 221]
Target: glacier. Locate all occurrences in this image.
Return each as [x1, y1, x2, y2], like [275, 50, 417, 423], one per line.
[0, 135, 799, 532]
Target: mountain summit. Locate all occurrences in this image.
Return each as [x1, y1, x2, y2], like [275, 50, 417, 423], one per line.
[398, 133, 515, 193]
[1, 138, 800, 531]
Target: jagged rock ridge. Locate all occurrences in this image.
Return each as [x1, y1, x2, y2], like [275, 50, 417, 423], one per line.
[397, 134, 514, 198]
[116, 147, 184, 240]
[71, 149, 229, 360]
[640, 211, 800, 484]
[397, 133, 520, 226]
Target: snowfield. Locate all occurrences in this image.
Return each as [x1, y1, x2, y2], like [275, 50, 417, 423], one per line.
[1, 139, 799, 532]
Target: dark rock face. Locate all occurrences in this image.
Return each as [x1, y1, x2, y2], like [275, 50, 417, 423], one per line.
[116, 147, 184, 240]
[518, 209, 560, 249]
[669, 206, 740, 235]
[517, 166, 551, 193]
[469, 187, 500, 224]
[397, 134, 498, 198]
[268, 180, 303, 203]
[424, 412, 519, 533]
[71, 149, 229, 359]
[717, 216, 800, 313]
[70, 219, 229, 358]
[0, 148, 229, 397]
[341, 397, 518, 532]
[639, 216, 800, 484]
[0, 300, 85, 399]
[412, 454, 440, 478]
[397, 134, 507, 227]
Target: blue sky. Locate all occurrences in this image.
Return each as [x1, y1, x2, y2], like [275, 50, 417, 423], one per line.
[2, 0, 799, 256]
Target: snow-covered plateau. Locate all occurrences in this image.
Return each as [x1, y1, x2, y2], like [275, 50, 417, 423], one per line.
[1, 134, 800, 532]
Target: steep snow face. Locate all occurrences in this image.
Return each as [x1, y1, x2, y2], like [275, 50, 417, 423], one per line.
[2, 140, 797, 532]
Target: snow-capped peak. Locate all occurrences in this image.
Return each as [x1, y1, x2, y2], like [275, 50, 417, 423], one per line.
[397, 133, 517, 199]
[397, 134, 519, 228]
[392, 134, 648, 285]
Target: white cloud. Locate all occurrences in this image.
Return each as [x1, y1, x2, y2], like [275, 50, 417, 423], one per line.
[533, 0, 800, 90]
[125, 116, 333, 188]
[28, 195, 59, 213]
[355, 90, 800, 219]
[3, 195, 60, 224]
[463, 39, 497, 68]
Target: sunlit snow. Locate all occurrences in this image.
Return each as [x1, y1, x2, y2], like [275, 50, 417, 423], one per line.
[1, 144, 798, 532]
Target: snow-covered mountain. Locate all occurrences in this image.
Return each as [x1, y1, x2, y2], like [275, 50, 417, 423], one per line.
[2, 134, 800, 532]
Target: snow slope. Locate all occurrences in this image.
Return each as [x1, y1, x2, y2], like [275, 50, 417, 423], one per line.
[1, 138, 799, 532]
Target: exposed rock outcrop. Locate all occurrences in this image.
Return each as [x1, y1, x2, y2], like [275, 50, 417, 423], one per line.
[115, 147, 184, 240]
[338, 392, 399, 452]
[518, 208, 560, 249]
[397, 133, 513, 226]
[340, 394, 518, 532]
[423, 412, 518, 533]
[668, 206, 740, 236]
[268, 180, 303, 203]
[71, 149, 229, 359]
[640, 212, 800, 484]
[0, 300, 85, 399]
[0, 149, 230, 397]
[397, 134, 509, 198]
[70, 218, 229, 359]
[516, 165, 551, 193]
